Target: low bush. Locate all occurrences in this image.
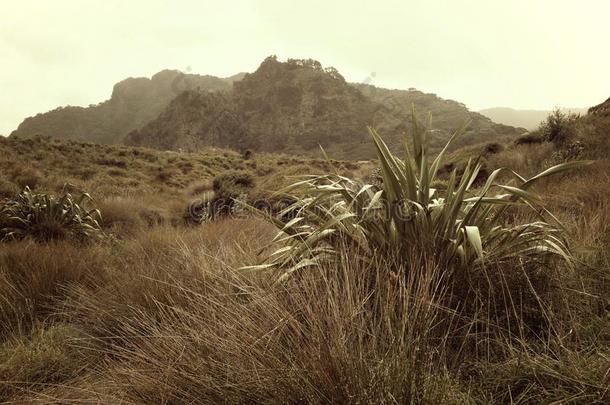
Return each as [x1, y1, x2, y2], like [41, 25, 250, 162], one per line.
[10, 165, 43, 189]
[0, 187, 103, 242]
[483, 142, 503, 155]
[515, 132, 544, 145]
[211, 170, 255, 215]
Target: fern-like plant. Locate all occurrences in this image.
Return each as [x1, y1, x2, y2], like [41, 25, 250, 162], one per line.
[246, 109, 590, 280]
[0, 187, 103, 242]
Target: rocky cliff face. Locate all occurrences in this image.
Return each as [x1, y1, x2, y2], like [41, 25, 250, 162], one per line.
[127, 57, 524, 159]
[126, 90, 248, 151]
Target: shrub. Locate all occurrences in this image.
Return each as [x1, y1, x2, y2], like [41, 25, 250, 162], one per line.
[540, 108, 579, 145]
[241, 149, 253, 160]
[0, 187, 103, 242]
[211, 170, 255, 216]
[10, 165, 43, 189]
[551, 140, 585, 163]
[247, 110, 589, 283]
[483, 142, 503, 155]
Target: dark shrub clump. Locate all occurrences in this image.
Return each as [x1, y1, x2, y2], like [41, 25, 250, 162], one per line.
[515, 133, 544, 145]
[211, 171, 255, 215]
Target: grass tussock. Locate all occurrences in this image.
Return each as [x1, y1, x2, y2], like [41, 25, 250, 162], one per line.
[0, 241, 108, 338]
[59, 247, 474, 404]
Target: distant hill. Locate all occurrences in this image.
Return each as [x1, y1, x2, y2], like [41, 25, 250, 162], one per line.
[127, 56, 525, 159]
[10, 70, 239, 144]
[479, 107, 588, 130]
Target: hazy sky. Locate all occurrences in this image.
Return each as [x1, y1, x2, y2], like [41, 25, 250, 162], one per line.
[1, 0, 609, 135]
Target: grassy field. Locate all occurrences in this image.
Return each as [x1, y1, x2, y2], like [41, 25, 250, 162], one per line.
[0, 125, 608, 403]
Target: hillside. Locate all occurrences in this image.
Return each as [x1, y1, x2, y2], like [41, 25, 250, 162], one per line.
[9, 70, 239, 144]
[588, 97, 610, 117]
[128, 57, 525, 159]
[479, 106, 588, 130]
[354, 84, 524, 153]
[0, 135, 369, 219]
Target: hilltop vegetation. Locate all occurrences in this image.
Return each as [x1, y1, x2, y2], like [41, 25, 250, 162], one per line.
[10, 57, 524, 160]
[0, 135, 369, 236]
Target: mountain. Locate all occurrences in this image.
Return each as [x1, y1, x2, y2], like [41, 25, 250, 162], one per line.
[479, 107, 588, 130]
[127, 56, 525, 159]
[10, 70, 239, 144]
[127, 57, 386, 157]
[11, 56, 525, 159]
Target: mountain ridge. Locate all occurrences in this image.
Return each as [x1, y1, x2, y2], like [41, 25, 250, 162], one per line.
[11, 56, 526, 159]
[126, 56, 525, 159]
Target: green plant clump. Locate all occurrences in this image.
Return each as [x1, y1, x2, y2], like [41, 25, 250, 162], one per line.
[0, 187, 103, 242]
[247, 109, 589, 280]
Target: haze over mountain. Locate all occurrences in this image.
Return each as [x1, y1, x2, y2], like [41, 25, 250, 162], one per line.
[479, 107, 588, 131]
[12, 56, 525, 160]
[10, 71, 242, 144]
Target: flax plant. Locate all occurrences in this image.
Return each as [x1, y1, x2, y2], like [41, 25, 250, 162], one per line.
[246, 108, 590, 281]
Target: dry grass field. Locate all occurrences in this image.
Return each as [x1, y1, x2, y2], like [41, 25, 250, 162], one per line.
[0, 117, 608, 403]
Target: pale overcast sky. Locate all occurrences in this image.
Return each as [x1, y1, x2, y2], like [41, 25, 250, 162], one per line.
[1, 0, 609, 135]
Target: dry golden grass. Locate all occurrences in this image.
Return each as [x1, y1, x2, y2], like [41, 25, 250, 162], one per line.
[0, 133, 609, 403]
[0, 136, 350, 195]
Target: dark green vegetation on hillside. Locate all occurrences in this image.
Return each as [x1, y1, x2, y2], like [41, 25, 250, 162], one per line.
[11, 57, 524, 159]
[0, 97, 608, 402]
[129, 57, 524, 159]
